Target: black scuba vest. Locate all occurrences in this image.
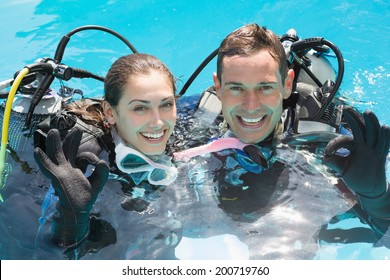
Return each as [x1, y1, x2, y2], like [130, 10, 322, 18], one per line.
[33, 99, 110, 157]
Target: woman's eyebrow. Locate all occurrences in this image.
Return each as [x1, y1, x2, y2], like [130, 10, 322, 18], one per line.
[128, 99, 150, 105]
[128, 97, 174, 105]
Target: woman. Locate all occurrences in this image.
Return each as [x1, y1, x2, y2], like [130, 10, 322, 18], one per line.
[103, 53, 178, 185]
[103, 53, 177, 156]
[34, 53, 178, 247]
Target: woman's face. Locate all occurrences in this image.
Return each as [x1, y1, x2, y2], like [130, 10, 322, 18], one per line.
[104, 70, 177, 155]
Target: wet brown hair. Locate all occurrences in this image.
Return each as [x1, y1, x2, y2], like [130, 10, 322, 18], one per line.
[104, 53, 176, 108]
[217, 24, 288, 82]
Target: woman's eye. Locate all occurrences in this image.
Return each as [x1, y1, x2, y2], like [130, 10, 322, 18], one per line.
[162, 102, 173, 108]
[160, 101, 175, 111]
[133, 106, 148, 112]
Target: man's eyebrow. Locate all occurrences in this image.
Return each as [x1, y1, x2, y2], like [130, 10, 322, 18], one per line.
[224, 82, 245, 86]
[256, 82, 278, 86]
[223, 81, 278, 86]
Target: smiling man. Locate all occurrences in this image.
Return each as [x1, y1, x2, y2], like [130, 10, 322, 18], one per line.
[209, 23, 390, 239]
[213, 24, 294, 144]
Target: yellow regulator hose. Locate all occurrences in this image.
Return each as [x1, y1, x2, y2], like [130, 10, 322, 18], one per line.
[0, 67, 30, 201]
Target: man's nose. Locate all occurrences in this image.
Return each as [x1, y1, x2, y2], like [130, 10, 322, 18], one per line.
[242, 91, 261, 113]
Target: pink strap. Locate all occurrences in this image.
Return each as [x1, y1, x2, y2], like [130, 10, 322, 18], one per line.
[173, 138, 247, 162]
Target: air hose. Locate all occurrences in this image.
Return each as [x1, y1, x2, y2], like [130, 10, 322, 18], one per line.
[25, 25, 138, 128]
[54, 25, 138, 62]
[177, 48, 218, 97]
[0, 67, 30, 201]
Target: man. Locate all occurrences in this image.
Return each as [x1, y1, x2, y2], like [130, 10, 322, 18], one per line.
[210, 23, 390, 238]
[213, 24, 294, 144]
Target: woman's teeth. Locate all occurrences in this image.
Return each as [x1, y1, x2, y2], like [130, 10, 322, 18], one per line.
[141, 131, 164, 139]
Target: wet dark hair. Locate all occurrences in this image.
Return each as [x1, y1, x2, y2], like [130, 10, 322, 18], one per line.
[104, 53, 176, 107]
[217, 24, 288, 82]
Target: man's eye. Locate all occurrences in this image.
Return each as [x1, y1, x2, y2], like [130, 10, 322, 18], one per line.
[230, 86, 244, 91]
[258, 85, 275, 94]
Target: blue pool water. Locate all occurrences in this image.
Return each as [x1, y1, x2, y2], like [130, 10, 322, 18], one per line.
[1, 0, 389, 121]
[0, 0, 390, 260]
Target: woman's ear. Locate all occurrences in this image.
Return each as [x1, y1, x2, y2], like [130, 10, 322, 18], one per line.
[102, 101, 116, 125]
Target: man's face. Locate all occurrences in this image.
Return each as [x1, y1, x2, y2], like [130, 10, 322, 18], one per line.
[214, 50, 294, 144]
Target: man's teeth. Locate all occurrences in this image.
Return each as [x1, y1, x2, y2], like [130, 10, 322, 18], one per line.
[241, 116, 264, 124]
[141, 132, 164, 139]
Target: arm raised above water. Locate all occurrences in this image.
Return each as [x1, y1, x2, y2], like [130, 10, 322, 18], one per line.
[34, 128, 109, 246]
[323, 107, 390, 233]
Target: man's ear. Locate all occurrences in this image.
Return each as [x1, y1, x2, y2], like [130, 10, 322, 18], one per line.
[102, 101, 116, 125]
[213, 72, 222, 100]
[283, 69, 295, 99]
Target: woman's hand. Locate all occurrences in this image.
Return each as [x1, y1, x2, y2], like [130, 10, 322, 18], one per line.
[34, 127, 109, 246]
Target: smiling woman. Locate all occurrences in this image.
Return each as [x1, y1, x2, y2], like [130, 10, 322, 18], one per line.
[32, 53, 180, 247]
[102, 54, 177, 156]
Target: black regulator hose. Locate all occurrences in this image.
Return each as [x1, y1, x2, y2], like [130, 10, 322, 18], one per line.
[24, 63, 55, 128]
[54, 25, 138, 62]
[72, 68, 104, 82]
[290, 37, 344, 119]
[24, 25, 138, 128]
[177, 48, 219, 97]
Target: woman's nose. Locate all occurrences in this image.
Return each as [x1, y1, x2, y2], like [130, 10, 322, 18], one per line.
[148, 110, 164, 129]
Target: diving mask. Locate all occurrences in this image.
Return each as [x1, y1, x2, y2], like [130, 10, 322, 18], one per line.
[173, 137, 271, 173]
[111, 128, 178, 185]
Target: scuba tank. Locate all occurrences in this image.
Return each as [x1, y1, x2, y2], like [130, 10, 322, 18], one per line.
[280, 28, 345, 134]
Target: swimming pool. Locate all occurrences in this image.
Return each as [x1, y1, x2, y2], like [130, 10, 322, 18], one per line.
[0, 0, 389, 260]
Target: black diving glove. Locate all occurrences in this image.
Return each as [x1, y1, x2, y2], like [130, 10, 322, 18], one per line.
[323, 106, 390, 226]
[34, 128, 109, 246]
